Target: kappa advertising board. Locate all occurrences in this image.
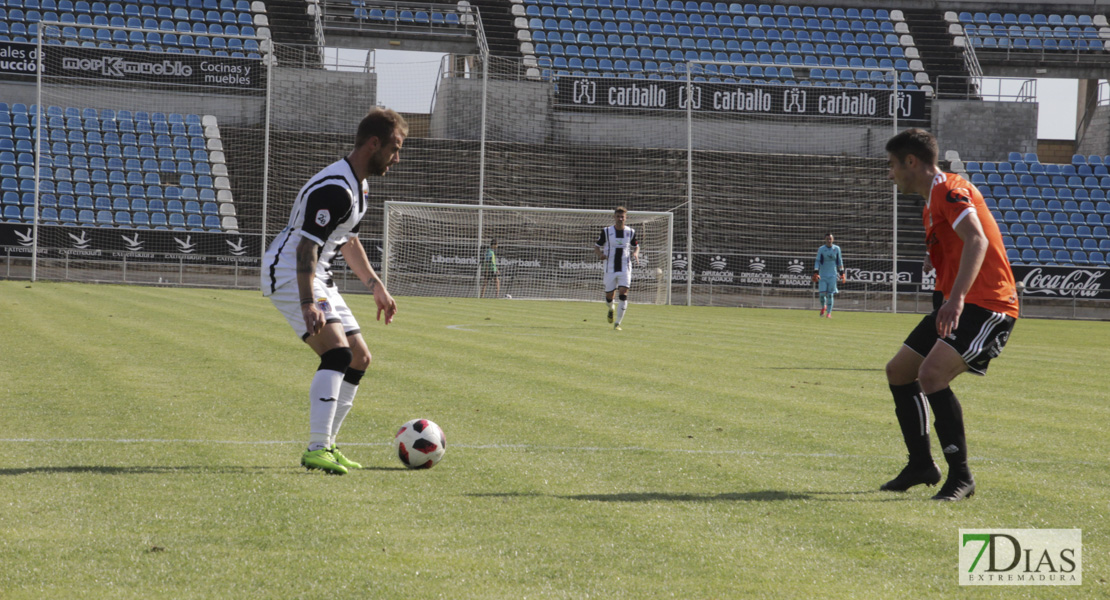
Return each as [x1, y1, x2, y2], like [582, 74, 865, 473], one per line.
[42, 45, 264, 89]
[0, 222, 260, 264]
[555, 77, 927, 121]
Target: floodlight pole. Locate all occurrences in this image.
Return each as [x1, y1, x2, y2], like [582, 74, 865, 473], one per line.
[685, 62, 694, 306]
[892, 74, 899, 314]
[475, 47, 490, 300]
[31, 31, 44, 283]
[260, 42, 274, 268]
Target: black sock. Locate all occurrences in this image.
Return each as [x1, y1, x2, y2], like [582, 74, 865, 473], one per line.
[343, 368, 365, 386]
[890, 381, 932, 466]
[929, 387, 972, 480]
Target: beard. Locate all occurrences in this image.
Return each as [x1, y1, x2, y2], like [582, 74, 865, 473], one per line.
[367, 153, 390, 176]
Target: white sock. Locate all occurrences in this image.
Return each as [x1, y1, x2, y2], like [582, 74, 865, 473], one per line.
[330, 380, 358, 447]
[616, 299, 628, 324]
[308, 369, 343, 451]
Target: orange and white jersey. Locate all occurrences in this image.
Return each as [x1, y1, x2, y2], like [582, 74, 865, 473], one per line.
[924, 172, 1019, 318]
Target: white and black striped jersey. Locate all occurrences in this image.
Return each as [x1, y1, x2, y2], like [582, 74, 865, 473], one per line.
[261, 157, 368, 296]
[595, 225, 639, 274]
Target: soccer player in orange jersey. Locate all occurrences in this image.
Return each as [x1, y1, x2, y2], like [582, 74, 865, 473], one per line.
[880, 129, 1019, 501]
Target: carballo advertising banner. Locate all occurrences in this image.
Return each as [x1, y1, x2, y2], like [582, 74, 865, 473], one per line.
[42, 44, 264, 90]
[554, 76, 927, 121]
[0, 222, 260, 265]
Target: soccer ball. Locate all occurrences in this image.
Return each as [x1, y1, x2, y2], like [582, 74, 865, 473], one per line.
[392, 419, 446, 469]
[505, 294, 512, 299]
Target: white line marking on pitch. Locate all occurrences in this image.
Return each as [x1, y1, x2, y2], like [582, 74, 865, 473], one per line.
[0, 438, 1097, 465]
[446, 323, 607, 339]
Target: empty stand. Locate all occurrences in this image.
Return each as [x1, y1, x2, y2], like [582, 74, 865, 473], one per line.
[0, 102, 239, 232]
[0, 0, 269, 59]
[948, 10, 1110, 56]
[515, 2, 927, 87]
[961, 151, 1110, 267]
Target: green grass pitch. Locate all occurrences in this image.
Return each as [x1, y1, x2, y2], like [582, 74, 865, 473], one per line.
[0, 280, 1106, 599]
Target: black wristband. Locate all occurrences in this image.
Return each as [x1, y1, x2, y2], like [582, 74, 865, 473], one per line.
[300, 298, 315, 306]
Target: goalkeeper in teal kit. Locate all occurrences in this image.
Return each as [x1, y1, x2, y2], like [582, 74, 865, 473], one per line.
[813, 233, 845, 318]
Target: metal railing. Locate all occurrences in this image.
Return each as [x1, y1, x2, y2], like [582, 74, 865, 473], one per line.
[317, 0, 479, 37]
[932, 75, 1036, 101]
[428, 3, 488, 113]
[961, 27, 984, 80]
[963, 28, 1108, 63]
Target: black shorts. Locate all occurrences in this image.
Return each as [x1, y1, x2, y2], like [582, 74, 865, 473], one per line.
[904, 302, 1016, 375]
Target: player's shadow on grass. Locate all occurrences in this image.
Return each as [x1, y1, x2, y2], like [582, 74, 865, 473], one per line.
[469, 490, 811, 502]
[563, 490, 812, 502]
[470, 490, 916, 503]
[565, 490, 919, 503]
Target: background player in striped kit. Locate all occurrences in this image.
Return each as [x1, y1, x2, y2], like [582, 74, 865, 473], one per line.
[881, 128, 1018, 501]
[594, 206, 640, 331]
[261, 108, 406, 475]
[813, 233, 845, 318]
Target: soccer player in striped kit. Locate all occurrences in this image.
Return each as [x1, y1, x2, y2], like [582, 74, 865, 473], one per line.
[881, 128, 1018, 501]
[261, 108, 406, 475]
[594, 206, 640, 331]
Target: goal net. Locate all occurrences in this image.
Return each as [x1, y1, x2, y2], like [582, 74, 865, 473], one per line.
[683, 62, 904, 311]
[383, 201, 673, 303]
[21, 22, 269, 286]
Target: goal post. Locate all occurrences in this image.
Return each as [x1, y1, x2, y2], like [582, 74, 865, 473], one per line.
[383, 202, 674, 303]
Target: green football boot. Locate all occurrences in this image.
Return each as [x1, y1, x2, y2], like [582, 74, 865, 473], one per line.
[301, 448, 348, 475]
[329, 445, 362, 470]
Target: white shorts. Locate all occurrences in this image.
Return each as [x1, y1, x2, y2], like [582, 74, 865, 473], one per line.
[604, 270, 632, 292]
[269, 281, 361, 341]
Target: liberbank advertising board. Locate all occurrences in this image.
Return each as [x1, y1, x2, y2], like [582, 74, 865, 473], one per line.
[554, 76, 927, 121]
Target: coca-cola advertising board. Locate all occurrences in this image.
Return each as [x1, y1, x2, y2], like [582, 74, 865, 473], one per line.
[1012, 265, 1109, 299]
